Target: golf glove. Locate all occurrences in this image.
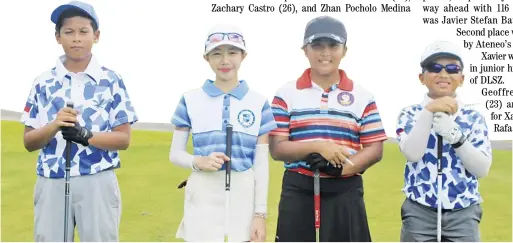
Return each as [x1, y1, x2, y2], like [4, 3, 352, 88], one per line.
[433, 112, 462, 145]
[305, 153, 342, 177]
[61, 123, 93, 146]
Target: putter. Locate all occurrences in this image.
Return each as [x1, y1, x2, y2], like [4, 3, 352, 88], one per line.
[437, 134, 443, 242]
[314, 169, 320, 242]
[64, 101, 74, 242]
[224, 124, 233, 242]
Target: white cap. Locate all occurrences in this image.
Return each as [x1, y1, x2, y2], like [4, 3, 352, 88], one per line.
[420, 40, 463, 68]
[204, 24, 247, 55]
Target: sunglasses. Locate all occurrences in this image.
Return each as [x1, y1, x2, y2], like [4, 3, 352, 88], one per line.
[424, 63, 461, 74]
[206, 32, 245, 45]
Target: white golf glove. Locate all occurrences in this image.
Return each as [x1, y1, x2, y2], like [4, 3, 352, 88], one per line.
[433, 112, 463, 145]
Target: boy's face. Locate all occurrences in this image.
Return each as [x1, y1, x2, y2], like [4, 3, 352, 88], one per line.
[419, 57, 464, 98]
[56, 16, 99, 62]
[204, 45, 246, 82]
[304, 38, 346, 76]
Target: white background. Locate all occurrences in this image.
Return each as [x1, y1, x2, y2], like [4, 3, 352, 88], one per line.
[1, 0, 512, 140]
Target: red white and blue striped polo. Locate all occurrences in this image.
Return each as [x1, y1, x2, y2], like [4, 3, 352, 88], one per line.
[270, 68, 388, 177]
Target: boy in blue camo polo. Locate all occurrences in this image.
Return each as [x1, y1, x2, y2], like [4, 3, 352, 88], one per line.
[20, 1, 138, 241]
[396, 40, 492, 242]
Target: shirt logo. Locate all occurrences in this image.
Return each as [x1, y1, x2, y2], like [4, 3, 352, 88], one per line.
[237, 109, 255, 128]
[337, 92, 354, 106]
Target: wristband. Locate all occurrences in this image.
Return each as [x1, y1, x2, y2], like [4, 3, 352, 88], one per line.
[451, 133, 467, 149]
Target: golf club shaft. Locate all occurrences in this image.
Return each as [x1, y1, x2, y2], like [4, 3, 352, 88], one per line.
[64, 101, 74, 242]
[437, 134, 443, 242]
[225, 124, 233, 241]
[64, 140, 71, 242]
[314, 169, 320, 242]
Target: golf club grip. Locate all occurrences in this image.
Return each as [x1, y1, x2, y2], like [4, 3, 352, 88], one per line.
[437, 135, 443, 174]
[65, 100, 74, 171]
[225, 124, 233, 191]
[314, 170, 320, 229]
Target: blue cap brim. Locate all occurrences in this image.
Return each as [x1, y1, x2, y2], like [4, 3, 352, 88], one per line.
[51, 4, 94, 25]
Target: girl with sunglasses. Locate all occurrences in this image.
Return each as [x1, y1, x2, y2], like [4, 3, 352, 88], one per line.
[168, 24, 277, 242]
[396, 40, 492, 242]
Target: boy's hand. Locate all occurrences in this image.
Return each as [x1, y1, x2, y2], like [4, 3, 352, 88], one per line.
[305, 153, 344, 176]
[51, 107, 78, 129]
[305, 153, 329, 170]
[192, 152, 229, 171]
[317, 141, 354, 168]
[425, 96, 458, 114]
[433, 112, 463, 144]
[61, 123, 93, 146]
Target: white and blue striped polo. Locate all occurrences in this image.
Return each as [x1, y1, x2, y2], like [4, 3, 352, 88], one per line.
[20, 55, 138, 179]
[172, 79, 277, 171]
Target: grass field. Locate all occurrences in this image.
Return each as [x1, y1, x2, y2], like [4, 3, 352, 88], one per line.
[2, 120, 511, 242]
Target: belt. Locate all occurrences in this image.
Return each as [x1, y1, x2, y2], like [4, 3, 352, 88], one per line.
[289, 167, 359, 178]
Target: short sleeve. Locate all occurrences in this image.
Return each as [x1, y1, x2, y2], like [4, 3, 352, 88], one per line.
[258, 100, 278, 136]
[395, 106, 415, 143]
[109, 75, 138, 128]
[20, 81, 41, 129]
[359, 98, 388, 145]
[171, 95, 191, 128]
[468, 112, 492, 159]
[269, 94, 290, 137]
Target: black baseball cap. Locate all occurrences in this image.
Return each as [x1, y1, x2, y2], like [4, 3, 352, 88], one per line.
[303, 16, 347, 47]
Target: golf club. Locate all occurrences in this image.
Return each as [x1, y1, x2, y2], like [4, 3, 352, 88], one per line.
[224, 124, 233, 242]
[437, 134, 443, 242]
[64, 101, 74, 242]
[314, 169, 320, 242]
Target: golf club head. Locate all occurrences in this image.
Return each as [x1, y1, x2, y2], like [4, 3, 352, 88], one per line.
[178, 180, 187, 189]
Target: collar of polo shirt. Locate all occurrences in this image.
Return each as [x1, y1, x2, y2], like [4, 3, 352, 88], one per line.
[54, 54, 103, 84]
[296, 68, 353, 91]
[201, 79, 249, 100]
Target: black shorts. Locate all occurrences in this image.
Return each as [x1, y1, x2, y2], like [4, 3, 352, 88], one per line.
[275, 170, 372, 242]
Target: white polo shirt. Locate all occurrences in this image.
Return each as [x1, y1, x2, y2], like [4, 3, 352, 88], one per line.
[171, 79, 277, 171]
[20, 54, 138, 178]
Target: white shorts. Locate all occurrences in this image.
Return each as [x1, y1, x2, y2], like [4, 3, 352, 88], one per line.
[176, 168, 255, 242]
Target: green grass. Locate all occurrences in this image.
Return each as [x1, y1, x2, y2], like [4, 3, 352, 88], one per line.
[2, 120, 511, 242]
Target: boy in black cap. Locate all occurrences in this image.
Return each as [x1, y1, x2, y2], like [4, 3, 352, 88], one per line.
[21, 1, 138, 241]
[269, 15, 388, 242]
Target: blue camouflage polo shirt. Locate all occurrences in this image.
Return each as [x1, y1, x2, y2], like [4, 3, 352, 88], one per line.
[20, 55, 138, 178]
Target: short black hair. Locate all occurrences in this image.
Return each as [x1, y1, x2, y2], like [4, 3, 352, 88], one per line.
[55, 8, 98, 33]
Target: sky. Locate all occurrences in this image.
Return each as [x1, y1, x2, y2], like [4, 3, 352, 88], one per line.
[0, 0, 511, 141]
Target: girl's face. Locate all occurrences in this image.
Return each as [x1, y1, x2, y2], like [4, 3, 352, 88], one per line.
[204, 45, 246, 82]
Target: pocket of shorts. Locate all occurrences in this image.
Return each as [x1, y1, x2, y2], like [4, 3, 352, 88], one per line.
[106, 172, 121, 208]
[475, 204, 483, 222]
[400, 199, 409, 221]
[33, 177, 44, 207]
